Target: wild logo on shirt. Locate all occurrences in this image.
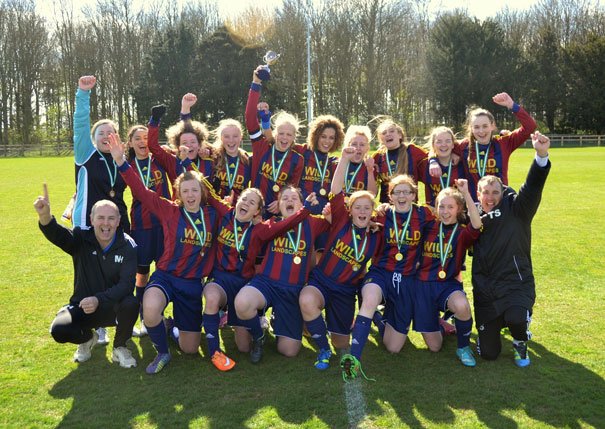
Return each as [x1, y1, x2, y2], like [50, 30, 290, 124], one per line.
[261, 162, 289, 182]
[217, 228, 236, 247]
[215, 170, 246, 185]
[468, 157, 500, 175]
[422, 240, 453, 259]
[331, 238, 361, 266]
[271, 236, 307, 255]
[387, 229, 421, 246]
[302, 165, 330, 182]
[181, 227, 213, 247]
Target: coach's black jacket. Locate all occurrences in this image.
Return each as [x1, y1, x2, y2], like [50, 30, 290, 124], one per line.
[471, 159, 551, 324]
[39, 217, 137, 306]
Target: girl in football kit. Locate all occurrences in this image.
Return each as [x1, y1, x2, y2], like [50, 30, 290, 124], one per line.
[340, 125, 378, 198]
[299, 144, 382, 372]
[417, 126, 467, 208]
[372, 119, 428, 203]
[246, 66, 304, 217]
[340, 174, 434, 380]
[72, 75, 129, 232]
[414, 179, 482, 367]
[208, 119, 251, 201]
[457, 92, 536, 201]
[124, 125, 172, 336]
[234, 187, 329, 362]
[108, 134, 218, 375]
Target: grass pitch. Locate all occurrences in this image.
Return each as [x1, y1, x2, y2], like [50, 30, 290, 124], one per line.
[0, 148, 604, 428]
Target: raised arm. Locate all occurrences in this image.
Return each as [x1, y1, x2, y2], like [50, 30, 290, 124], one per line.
[514, 131, 551, 221]
[493, 92, 537, 150]
[456, 179, 481, 229]
[35, 183, 76, 254]
[365, 156, 378, 196]
[74, 76, 96, 164]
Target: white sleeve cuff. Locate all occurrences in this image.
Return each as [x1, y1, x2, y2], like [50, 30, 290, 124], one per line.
[535, 153, 549, 167]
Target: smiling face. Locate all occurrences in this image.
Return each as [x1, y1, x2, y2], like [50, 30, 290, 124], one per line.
[275, 123, 296, 152]
[471, 114, 496, 145]
[221, 125, 242, 157]
[379, 125, 403, 150]
[390, 183, 415, 213]
[349, 134, 369, 163]
[349, 194, 374, 228]
[90, 202, 120, 248]
[179, 178, 203, 212]
[278, 188, 303, 218]
[235, 189, 262, 222]
[94, 123, 116, 153]
[179, 133, 200, 160]
[129, 128, 149, 159]
[478, 180, 503, 213]
[316, 127, 337, 154]
[433, 131, 454, 161]
[437, 195, 461, 225]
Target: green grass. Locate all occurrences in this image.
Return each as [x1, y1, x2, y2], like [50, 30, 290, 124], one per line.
[1, 148, 604, 428]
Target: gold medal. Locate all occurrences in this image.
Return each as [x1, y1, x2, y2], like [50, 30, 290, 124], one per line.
[200, 251, 205, 258]
[109, 189, 115, 198]
[395, 252, 403, 261]
[352, 265, 360, 272]
[319, 188, 327, 196]
[344, 196, 349, 204]
[438, 270, 446, 279]
[272, 184, 280, 193]
[293, 256, 301, 265]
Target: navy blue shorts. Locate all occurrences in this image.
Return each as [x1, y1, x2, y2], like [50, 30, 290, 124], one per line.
[307, 269, 358, 336]
[206, 269, 249, 327]
[131, 226, 164, 267]
[146, 270, 202, 332]
[383, 274, 416, 335]
[362, 265, 397, 305]
[246, 274, 303, 341]
[413, 279, 464, 333]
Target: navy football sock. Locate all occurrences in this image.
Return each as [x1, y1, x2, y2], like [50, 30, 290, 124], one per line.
[306, 315, 330, 351]
[203, 312, 221, 356]
[455, 317, 473, 348]
[372, 310, 385, 338]
[241, 315, 263, 341]
[146, 320, 169, 354]
[350, 315, 372, 360]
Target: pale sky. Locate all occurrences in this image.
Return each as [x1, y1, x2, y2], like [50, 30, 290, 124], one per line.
[36, 0, 541, 22]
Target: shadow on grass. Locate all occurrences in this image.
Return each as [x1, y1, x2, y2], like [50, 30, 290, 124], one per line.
[48, 332, 604, 428]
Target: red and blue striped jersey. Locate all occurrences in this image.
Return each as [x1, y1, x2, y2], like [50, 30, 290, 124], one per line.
[244, 206, 330, 286]
[147, 123, 180, 184]
[210, 153, 252, 200]
[246, 87, 304, 209]
[456, 105, 536, 200]
[374, 205, 435, 275]
[294, 144, 338, 215]
[416, 158, 467, 207]
[119, 163, 218, 280]
[128, 156, 172, 230]
[343, 161, 376, 198]
[373, 144, 427, 203]
[315, 193, 382, 285]
[416, 221, 480, 282]
[180, 156, 214, 179]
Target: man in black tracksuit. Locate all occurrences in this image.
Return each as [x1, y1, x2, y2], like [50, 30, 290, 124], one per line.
[35, 185, 139, 368]
[471, 132, 550, 367]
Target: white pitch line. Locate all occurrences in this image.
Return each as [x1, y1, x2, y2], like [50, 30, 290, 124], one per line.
[343, 377, 367, 428]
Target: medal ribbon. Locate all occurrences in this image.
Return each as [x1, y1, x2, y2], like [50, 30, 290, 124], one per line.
[344, 162, 363, 194]
[225, 155, 240, 190]
[271, 146, 289, 185]
[182, 208, 207, 250]
[97, 150, 117, 190]
[286, 223, 302, 257]
[233, 217, 251, 254]
[439, 159, 453, 190]
[439, 223, 459, 272]
[351, 226, 368, 263]
[135, 156, 152, 188]
[392, 208, 413, 253]
[386, 149, 397, 176]
[475, 142, 491, 178]
[313, 150, 329, 187]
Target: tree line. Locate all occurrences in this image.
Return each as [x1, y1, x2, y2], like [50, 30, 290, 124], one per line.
[1, 0, 604, 151]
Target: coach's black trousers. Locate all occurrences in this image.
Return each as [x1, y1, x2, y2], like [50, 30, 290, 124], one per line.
[476, 305, 532, 360]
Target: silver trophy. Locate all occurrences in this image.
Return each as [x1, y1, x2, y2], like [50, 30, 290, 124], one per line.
[257, 50, 280, 81]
